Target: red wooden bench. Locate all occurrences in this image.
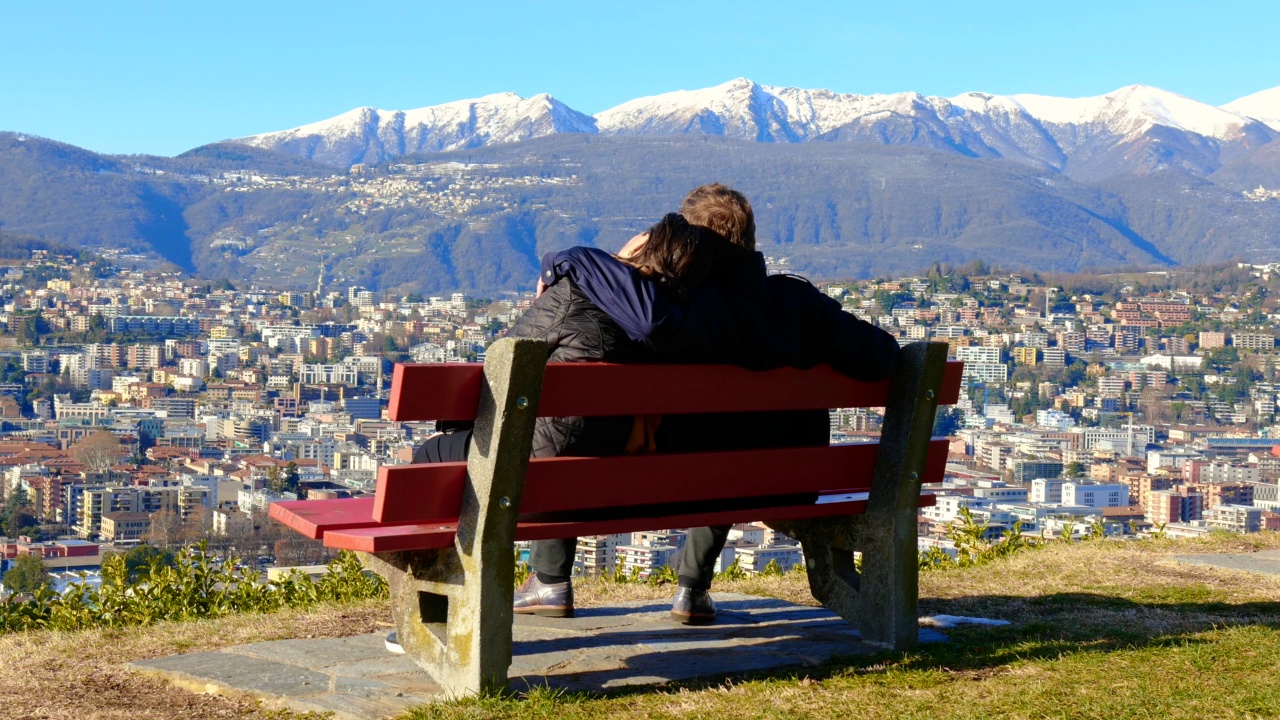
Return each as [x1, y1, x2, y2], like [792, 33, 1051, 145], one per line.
[271, 338, 961, 695]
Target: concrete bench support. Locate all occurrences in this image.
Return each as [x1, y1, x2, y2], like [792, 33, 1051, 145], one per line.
[361, 337, 547, 696]
[770, 341, 948, 649]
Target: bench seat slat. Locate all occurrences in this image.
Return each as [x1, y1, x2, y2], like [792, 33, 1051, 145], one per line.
[323, 494, 938, 553]
[271, 438, 948, 540]
[374, 439, 948, 524]
[389, 361, 963, 422]
[269, 497, 376, 539]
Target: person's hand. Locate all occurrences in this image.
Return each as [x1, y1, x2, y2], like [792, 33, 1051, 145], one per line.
[618, 232, 649, 259]
[536, 278, 548, 297]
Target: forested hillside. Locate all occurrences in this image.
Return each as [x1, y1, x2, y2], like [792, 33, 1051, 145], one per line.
[2, 131, 1279, 292]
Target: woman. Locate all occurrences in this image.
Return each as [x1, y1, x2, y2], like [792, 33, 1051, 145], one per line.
[411, 212, 713, 620]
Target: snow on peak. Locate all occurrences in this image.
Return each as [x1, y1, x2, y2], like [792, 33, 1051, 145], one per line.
[946, 92, 1026, 115]
[239, 92, 596, 164]
[1010, 85, 1251, 140]
[228, 80, 1280, 167]
[1223, 86, 1280, 131]
[595, 79, 932, 141]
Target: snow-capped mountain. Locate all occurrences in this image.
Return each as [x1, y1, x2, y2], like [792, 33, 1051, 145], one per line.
[1223, 86, 1280, 131]
[237, 92, 596, 166]
[595, 80, 1274, 175]
[593, 78, 869, 141]
[232, 80, 1280, 177]
[1012, 85, 1253, 140]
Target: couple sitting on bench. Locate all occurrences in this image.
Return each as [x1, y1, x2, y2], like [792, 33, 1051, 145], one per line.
[409, 183, 900, 626]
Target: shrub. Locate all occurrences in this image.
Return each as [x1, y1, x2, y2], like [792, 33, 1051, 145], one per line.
[2, 554, 53, 595]
[760, 559, 784, 577]
[920, 505, 1046, 570]
[0, 543, 386, 635]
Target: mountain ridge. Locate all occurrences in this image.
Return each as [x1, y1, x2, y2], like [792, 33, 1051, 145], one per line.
[234, 79, 1280, 171]
[4, 78, 1280, 293]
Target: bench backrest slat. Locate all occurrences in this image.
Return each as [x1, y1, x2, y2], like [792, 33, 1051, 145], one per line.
[372, 438, 948, 524]
[388, 361, 963, 422]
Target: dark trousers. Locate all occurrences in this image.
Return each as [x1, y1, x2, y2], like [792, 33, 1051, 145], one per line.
[413, 431, 726, 588]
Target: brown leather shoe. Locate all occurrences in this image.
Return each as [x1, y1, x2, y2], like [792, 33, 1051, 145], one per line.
[513, 573, 574, 618]
[671, 587, 716, 625]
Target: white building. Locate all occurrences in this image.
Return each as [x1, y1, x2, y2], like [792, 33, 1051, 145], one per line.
[1036, 409, 1076, 430]
[735, 545, 803, 574]
[575, 533, 631, 575]
[921, 494, 989, 523]
[1030, 478, 1065, 504]
[1072, 426, 1156, 453]
[299, 363, 359, 385]
[616, 543, 679, 578]
[1062, 482, 1128, 509]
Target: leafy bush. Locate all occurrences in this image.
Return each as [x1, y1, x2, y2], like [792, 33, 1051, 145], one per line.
[920, 505, 1045, 570]
[3, 554, 52, 594]
[0, 544, 386, 634]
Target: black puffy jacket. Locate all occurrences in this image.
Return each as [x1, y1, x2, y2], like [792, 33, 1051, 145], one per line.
[507, 279, 652, 458]
[540, 242, 900, 380]
[539, 242, 902, 455]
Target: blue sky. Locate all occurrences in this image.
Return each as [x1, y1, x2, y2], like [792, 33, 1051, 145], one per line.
[2, 0, 1277, 156]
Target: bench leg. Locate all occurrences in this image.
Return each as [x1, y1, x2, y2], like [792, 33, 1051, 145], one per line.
[362, 549, 513, 697]
[776, 511, 919, 650]
[770, 341, 948, 650]
[363, 337, 547, 696]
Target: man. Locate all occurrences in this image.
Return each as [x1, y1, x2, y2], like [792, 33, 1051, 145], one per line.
[533, 184, 900, 623]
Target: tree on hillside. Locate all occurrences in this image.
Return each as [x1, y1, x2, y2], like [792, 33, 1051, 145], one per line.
[266, 463, 301, 496]
[1, 487, 39, 539]
[71, 430, 122, 473]
[181, 507, 212, 544]
[146, 509, 184, 549]
[3, 554, 52, 594]
[932, 407, 964, 437]
[118, 545, 176, 583]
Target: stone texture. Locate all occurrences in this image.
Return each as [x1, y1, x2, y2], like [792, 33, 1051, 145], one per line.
[130, 593, 948, 720]
[361, 337, 548, 697]
[771, 341, 950, 650]
[1176, 549, 1280, 576]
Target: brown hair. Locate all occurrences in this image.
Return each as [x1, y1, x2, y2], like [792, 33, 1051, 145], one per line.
[679, 183, 756, 251]
[622, 213, 712, 298]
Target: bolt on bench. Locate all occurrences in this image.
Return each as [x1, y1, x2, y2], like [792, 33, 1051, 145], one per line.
[271, 338, 962, 696]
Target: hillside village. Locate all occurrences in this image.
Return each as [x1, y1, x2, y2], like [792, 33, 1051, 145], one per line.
[2, 248, 1280, 590]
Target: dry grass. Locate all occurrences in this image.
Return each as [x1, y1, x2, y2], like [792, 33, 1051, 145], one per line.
[10, 533, 1280, 719]
[0, 598, 389, 719]
[411, 532, 1280, 720]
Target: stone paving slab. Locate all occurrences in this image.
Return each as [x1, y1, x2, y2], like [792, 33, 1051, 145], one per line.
[129, 593, 947, 720]
[1176, 549, 1280, 576]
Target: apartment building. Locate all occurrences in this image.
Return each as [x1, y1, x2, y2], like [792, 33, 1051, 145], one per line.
[1062, 482, 1128, 509]
[575, 533, 631, 575]
[616, 543, 680, 579]
[1207, 504, 1279, 533]
[1233, 333, 1275, 351]
[100, 511, 151, 541]
[735, 544, 803, 574]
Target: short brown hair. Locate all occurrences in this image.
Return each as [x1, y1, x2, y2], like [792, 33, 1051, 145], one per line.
[622, 213, 712, 299]
[679, 184, 756, 251]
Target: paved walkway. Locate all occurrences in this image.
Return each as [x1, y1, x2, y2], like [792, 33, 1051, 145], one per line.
[129, 593, 947, 720]
[1176, 548, 1280, 576]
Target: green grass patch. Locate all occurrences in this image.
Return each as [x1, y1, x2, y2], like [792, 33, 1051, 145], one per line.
[404, 534, 1280, 720]
[407, 625, 1280, 720]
